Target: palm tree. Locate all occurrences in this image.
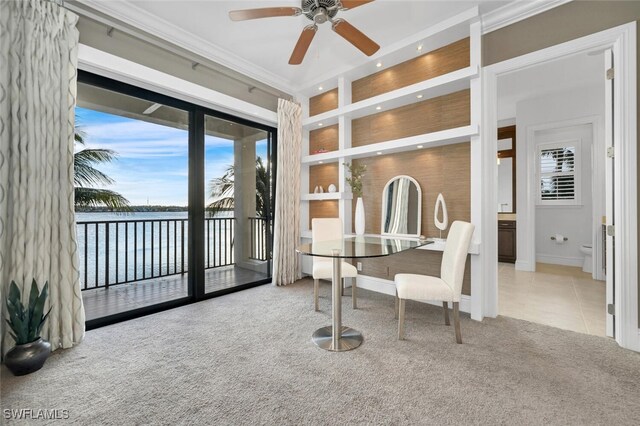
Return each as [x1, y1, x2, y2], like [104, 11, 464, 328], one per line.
[207, 157, 269, 218]
[74, 129, 130, 210]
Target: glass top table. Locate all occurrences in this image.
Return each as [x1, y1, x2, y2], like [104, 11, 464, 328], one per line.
[296, 236, 431, 352]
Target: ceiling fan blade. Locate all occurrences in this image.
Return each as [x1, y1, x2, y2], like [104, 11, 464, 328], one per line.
[332, 19, 380, 56]
[229, 7, 301, 21]
[340, 0, 374, 10]
[289, 25, 317, 65]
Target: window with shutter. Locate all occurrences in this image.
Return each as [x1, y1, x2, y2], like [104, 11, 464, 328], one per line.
[537, 140, 581, 206]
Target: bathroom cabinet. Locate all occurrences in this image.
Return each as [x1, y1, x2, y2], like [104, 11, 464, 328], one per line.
[498, 220, 517, 263]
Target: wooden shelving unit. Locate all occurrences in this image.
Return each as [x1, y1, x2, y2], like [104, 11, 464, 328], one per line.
[298, 8, 483, 285]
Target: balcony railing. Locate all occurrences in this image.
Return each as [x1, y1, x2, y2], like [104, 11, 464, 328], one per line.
[248, 216, 269, 261]
[77, 217, 267, 291]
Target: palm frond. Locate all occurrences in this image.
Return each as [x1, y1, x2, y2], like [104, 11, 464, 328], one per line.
[74, 148, 118, 186]
[75, 188, 130, 210]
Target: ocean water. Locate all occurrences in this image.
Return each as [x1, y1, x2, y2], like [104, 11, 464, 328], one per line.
[76, 211, 236, 289]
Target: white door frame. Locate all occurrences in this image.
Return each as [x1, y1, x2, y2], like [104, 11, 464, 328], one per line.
[482, 22, 638, 351]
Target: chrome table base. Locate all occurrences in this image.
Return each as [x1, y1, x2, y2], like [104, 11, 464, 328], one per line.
[312, 326, 363, 351]
[312, 254, 363, 352]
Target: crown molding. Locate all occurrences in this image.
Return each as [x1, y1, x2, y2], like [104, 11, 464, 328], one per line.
[481, 0, 573, 34]
[75, 0, 296, 95]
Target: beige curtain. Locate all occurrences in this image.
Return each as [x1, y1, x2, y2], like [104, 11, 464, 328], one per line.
[0, 0, 85, 357]
[272, 99, 302, 286]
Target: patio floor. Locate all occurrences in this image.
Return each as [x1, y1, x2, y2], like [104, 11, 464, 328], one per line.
[82, 266, 269, 321]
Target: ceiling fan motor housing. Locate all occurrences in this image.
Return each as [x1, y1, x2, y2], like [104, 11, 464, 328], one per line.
[303, 0, 339, 24]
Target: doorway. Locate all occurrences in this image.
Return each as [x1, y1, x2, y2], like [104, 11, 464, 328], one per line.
[482, 23, 637, 351]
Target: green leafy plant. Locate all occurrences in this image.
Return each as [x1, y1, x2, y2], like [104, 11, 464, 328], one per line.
[5, 280, 52, 345]
[343, 162, 367, 198]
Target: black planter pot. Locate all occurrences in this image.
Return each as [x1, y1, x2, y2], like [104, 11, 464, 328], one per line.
[4, 338, 51, 376]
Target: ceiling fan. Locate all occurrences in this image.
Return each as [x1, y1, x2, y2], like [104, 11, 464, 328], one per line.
[229, 0, 379, 65]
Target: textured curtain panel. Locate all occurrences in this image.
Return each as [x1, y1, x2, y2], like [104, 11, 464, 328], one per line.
[272, 99, 302, 286]
[0, 0, 85, 358]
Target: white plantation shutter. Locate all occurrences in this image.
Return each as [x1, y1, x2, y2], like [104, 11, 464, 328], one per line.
[537, 141, 580, 205]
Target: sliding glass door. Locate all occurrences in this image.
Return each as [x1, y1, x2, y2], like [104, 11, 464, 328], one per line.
[203, 115, 273, 294]
[76, 80, 191, 322]
[76, 71, 275, 328]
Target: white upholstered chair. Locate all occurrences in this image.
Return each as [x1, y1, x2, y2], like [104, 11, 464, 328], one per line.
[312, 218, 358, 311]
[394, 221, 475, 343]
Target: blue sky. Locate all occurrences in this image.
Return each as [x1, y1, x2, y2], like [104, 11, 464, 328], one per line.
[75, 107, 268, 206]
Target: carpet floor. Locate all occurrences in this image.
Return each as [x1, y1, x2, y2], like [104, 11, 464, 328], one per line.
[2, 278, 640, 425]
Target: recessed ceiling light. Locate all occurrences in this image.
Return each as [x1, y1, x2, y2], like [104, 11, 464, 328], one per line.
[417, 145, 423, 149]
[417, 44, 423, 51]
[318, 86, 323, 91]
[319, 161, 324, 164]
[416, 94, 423, 99]
[376, 61, 382, 68]
[376, 106, 381, 110]
[318, 123, 323, 127]
[376, 151, 382, 155]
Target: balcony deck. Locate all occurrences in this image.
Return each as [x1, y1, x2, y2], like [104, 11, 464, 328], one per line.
[82, 266, 269, 321]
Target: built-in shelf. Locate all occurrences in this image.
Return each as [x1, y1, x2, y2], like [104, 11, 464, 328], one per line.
[302, 125, 478, 164]
[303, 66, 477, 129]
[301, 192, 352, 201]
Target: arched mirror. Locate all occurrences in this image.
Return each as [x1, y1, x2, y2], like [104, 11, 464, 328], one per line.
[381, 175, 422, 237]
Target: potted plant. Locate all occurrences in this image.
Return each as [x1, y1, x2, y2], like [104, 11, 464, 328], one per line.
[344, 162, 367, 235]
[5, 279, 52, 376]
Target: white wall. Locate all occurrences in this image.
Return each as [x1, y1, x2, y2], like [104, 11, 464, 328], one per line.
[533, 124, 593, 266]
[514, 85, 605, 272]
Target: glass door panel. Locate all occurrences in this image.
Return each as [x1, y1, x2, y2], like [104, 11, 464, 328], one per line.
[76, 81, 190, 321]
[204, 115, 272, 293]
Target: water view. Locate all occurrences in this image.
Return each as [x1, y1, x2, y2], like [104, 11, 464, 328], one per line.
[76, 211, 239, 289]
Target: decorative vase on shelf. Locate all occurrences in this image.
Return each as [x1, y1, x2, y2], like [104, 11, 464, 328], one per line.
[434, 193, 449, 241]
[327, 184, 337, 193]
[355, 197, 365, 235]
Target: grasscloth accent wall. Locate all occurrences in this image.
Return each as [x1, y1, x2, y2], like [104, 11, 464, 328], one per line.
[352, 38, 470, 102]
[308, 163, 340, 228]
[352, 143, 471, 295]
[309, 163, 340, 193]
[309, 88, 338, 117]
[351, 90, 470, 147]
[352, 142, 471, 237]
[309, 124, 339, 154]
[482, 0, 640, 324]
[309, 200, 339, 229]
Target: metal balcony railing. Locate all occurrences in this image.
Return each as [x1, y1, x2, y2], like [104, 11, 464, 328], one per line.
[77, 217, 242, 290]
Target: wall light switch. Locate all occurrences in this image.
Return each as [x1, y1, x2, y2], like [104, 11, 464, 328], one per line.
[357, 262, 363, 271]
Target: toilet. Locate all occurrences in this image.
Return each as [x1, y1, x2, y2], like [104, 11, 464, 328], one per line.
[580, 244, 593, 274]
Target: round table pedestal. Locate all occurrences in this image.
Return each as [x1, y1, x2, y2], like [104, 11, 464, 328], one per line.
[312, 326, 363, 351]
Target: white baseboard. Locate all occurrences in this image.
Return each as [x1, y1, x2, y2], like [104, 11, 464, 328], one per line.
[355, 275, 472, 314]
[536, 254, 583, 268]
[515, 260, 533, 271]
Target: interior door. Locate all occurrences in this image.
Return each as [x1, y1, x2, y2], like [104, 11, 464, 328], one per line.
[604, 48, 615, 338]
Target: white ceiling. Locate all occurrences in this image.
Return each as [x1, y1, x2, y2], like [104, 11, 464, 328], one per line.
[497, 51, 604, 121]
[118, 0, 510, 91]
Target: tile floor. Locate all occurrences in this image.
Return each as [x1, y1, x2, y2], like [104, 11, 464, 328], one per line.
[499, 262, 607, 337]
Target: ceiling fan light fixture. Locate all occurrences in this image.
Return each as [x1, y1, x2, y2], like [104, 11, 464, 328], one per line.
[229, 0, 378, 64]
